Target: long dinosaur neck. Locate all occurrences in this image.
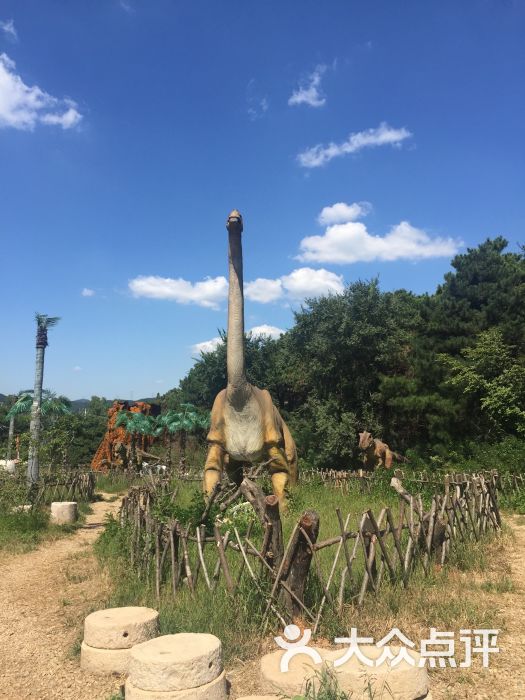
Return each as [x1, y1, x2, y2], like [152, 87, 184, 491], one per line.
[226, 228, 248, 400]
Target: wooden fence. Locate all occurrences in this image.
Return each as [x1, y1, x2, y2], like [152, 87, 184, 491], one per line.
[32, 471, 96, 505]
[116, 468, 516, 628]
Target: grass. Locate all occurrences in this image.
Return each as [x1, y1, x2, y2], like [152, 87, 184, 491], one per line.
[95, 471, 508, 668]
[95, 471, 143, 494]
[480, 575, 515, 593]
[291, 667, 350, 699]
[0, 498, 93, 555]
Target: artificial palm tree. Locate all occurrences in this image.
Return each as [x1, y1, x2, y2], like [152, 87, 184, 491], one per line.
[161, 404, 210, 472]
[115, 411, 156, 471]
[6, 390, 71, 462]
[27, 314, 61, 484]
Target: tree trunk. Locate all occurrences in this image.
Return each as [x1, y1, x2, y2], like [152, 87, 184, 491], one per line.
[130, 435, 138, 472]
[178, 431, 187, 473]
[166, 433, 172, 468]
[27, 345, 45, 484]
[6, 415, 14, 461]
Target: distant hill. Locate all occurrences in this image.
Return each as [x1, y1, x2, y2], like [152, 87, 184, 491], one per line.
[1, 394, 160, 411]
[70, 399, 91, 413]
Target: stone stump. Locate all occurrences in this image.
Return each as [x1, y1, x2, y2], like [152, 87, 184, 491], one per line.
[50, 501, 78, 525]
[260, 646, 431, 700]
[81, 607, 159, 676]
[126, 633, 228, 699]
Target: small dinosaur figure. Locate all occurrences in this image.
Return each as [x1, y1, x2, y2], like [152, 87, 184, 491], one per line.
[203, 210, 298, 507]
[358, 431, 407, 470]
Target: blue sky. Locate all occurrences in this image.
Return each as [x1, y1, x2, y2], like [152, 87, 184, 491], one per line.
[1, 0, 523, 400]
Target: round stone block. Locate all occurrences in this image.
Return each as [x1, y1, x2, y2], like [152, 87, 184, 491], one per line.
[50, 501, 78, 525]
[80, 641, 130, 676]
[260, 646, 428, 700]
[125, 670, 228, 699]
[84, 606, 159, 650]
[129, 633, 223, 692]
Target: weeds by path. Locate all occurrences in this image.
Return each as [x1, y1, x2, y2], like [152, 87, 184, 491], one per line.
[0, 501, 93, 555]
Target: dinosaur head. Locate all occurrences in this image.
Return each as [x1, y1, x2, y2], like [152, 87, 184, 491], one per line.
[226, 209, 243, 234]
[358, 431, 373, 450]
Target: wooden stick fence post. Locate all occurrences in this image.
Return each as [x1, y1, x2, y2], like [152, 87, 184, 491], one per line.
[213, 523, 234, 594]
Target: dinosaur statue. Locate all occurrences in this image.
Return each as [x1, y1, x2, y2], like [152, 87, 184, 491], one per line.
[358, 430, 407, 471]
[203, 210, 298, 507]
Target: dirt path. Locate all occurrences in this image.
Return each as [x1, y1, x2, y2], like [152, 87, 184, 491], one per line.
[430, 514, 525, 700]
[0, 495, 123, 700]
[1, 501, 524, 700]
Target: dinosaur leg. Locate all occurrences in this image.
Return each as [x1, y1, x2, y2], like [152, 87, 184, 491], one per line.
[385, 449, 393, 469]
[203, 443, 225, 495]
[226, 457, 244, 487]
[267, 445, 292, 510]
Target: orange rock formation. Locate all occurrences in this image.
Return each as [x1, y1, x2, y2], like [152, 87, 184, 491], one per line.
[91, 400, 154, 472]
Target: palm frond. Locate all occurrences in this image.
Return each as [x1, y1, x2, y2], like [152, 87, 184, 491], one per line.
[35, 313, 61, 328]
[5, 394, 33, 419]
[41, 399, 72, 416]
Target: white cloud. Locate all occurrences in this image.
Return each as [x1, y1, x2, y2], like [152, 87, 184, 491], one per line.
[288, 64, 327, 108]
[281, 267, 344, 299]
[192, 324, 285, 356]
[297, 122, 412, 168]
[318, 201, 372, 226]
[0, 53, 82, 130]
[41, 103, 82, 129]
[0, 19, 17, 41]
[248, 324, 285, 339]
[246, 268, 344, 303]
[298, 204, 462, 264]
[73, 366, 82, 372]
[192, 336, 222, 354]
[246, 79, 269, 121]
[129, 275, 228, 309]
[119, 0, 134, 12]
[131, 266, 344, 311]
[245, 278, 283, 303]
[81, 287, 95, 297]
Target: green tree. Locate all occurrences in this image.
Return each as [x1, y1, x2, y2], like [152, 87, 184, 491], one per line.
[86, 395, 111, 417]
[27, 314, 61, 484]
[440, 328, 525, 438]
[6, 390, 71, 460]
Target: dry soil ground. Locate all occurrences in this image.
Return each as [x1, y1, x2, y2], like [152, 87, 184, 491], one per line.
[1, 501, 524, 700]
[0, 495, 123, 700]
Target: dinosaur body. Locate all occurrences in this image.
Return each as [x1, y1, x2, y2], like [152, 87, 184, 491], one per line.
[203, 211, 298, 505]
[358, 430, 406, 471]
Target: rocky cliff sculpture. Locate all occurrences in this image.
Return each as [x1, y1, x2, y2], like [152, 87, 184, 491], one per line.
[91, 400, 154, 471]
[203, 210, 298, 507]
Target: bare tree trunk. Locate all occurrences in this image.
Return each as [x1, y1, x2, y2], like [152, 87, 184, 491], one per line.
[131, 435, 139, 472]
[166, 430, 172, 468]
[179, 431, 187, 473]
[6, 415, 14, 461]
[27, 346, 45, 484]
